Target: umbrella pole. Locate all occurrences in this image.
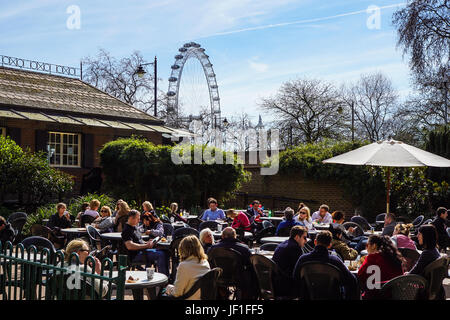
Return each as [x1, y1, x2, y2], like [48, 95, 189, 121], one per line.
[386, 167, 391, 213]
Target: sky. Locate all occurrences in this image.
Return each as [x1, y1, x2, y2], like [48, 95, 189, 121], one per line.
[1, 0, 413, 124]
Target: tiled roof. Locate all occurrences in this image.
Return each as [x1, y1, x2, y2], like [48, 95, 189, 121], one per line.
[0, 66, 161, 123]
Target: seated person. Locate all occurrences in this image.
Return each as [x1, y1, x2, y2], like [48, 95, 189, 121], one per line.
[142, 201, 160, 219]
[272, 226, 308, 297]
[330, 224, 358, 261]
[165, 235, 210, 300]
[93, 206, 114, 233]
[391, 223, 416, 250]
[227, 209, 251, 232]
[63, 239, 109, 298]
[199, 228, 215, 252]
[276, 207, 302, 236]
[83, 199, 101, 219]
[357, 234, 404, 300]
[112, 199, 124, 218]
[293, 230, 357, 300]
[409, 224, 441, 275]
[47, 202, 72, 230]
[311, 204, 333, 224]
[381, 213, 397, 237]
[121, 210, 169, 276]
[0, 216, 15, 246]
[431, 207, 450, 251]
[168, 202, 187, 223]
[76, 202, 90, 224]
[138, 211, 164, 237]
[294, 206, 314, 230]
[114, 201, 130, 232]
[245, 200, 265, 221]
[201, 198, 225, 221]
[209, 227, 257, 299]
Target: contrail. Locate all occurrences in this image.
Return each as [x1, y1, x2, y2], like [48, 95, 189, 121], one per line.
[195, 3, 406, 39]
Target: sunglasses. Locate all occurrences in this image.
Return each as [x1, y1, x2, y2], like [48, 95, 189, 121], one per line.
[299, 212, 307, 214]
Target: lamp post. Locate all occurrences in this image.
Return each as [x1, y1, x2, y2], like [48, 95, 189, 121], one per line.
[136, 56, 157, 117]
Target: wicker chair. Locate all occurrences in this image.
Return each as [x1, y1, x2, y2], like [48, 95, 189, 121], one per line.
[380, 274, 427, 300]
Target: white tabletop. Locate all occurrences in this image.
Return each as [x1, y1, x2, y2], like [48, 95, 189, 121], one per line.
[111, 271, 168, 289]
[312, 223, 330, 230]
[363, 231, 382, 236]
[260, 217, 283, 221]
[100, 232, 149, 241]
[260, 236, 289, 244]
[212, 230, 252, 239]
[250, 250, 274, 259]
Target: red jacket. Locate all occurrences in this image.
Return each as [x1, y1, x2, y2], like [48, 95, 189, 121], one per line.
[232, 212, 251, 231]
[357, 252, 403, 300]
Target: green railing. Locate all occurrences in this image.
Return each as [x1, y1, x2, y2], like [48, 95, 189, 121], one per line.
[0, 241, 127, 300]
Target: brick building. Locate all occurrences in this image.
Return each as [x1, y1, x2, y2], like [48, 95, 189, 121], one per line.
[0, 65, 188, 194]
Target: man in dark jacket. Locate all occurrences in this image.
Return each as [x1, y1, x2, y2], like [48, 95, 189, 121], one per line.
[431, 207, 450, 251]
[0, 216, 15, 247]
[272, 226, 307, 296]
[293, 230, 358, 300]
[208, 227, 257, 299]
[381, 213, 397, 237]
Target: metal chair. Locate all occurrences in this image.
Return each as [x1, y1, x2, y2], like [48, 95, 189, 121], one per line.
[262, 220, 274, 229]
[31, 224, 52, 238]
[207, 247, 245, 300]
[160, 214, 171, 224]
[198, 221, 218, 232]
[162, 223, 174, 237]
[168, 268, 223, 300]
[380, 274, 427, 300]
[374, 213, 386, 230]
[398, 248, 420, 272]
[375, 213, 386, 222]
[422, 218, 433, 225]
[294, 262, 347, 300]
[423, 257, 450, 300]
[8, 212, 28, 243]
[342, 222, 364, 238]
[86, 225, 102, 249]
[250, 254, 279, 299]
[260, 243, 278, 251]
[187, 217, 203, 230]
[7, 212, 27, 223]
[350, 216, 371, 231]
[254, 226, 276, 244]
[21, 236, 56, 256]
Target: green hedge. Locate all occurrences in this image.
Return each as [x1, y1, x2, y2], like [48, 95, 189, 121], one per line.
[99, 137, 250, 208]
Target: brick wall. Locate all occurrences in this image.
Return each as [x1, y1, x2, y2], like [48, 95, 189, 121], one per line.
[225, 166, 357, 219]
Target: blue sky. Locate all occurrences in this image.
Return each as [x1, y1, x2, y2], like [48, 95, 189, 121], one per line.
[1, 0, 412, 123]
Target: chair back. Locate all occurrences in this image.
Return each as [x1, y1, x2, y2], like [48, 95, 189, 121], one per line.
[423, 257, 450, 300]
[398, 248, 420, 271]
[262, 220, 274, 229]
[31, 224, 52, 238]
[254, 226, 276, 244]
[422, 218, 433, 225]
[380, 274, 427, 300]
[295, 262, 344, 300]
[173, 227, 199, 241]
[80, 215, 96, 227]
[160, 214, 171, 224]
[187, 217, 203, 230]
[260, 243, 278, 251]
[7, 212, 27, 223]
[207, 247, 244, 287]
[277, 226, 291, 237]
[169, 227, 200, 279]
[21, 236, 56, 255]
[250, 254, 278, 299]
[199, 221, 218, 232]
[411, 215, 424, 227]
[342, 222, 364, 237]
[162, 223, 174, 237]
[175, 268, 223, 300]
[375, 213, 386, 222]
[350, 216, 371, 231]
[86, 225, 101, 249]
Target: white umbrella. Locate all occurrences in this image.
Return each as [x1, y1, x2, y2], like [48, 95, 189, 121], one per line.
[323, 140, 450, 213]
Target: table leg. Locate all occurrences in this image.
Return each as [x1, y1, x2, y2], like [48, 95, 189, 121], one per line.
[132, 288, 144, 300]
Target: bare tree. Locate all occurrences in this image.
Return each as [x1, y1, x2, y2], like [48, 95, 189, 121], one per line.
[347, 73, 398, 142]
[259, 78, 346, 144]
[392, 0, 450, 87]
[82, 49, 165, 115]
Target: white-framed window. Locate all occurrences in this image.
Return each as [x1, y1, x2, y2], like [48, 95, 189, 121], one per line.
[0, 127, 5, 137]
[48, 132, 81, 167]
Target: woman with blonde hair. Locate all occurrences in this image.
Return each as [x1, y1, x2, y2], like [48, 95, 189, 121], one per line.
[63, 239, 109, 298]
[294, 206, 314, 230]
[93, 206, 114, 233]
[165, 235, 210, 299]
[199, 227, 215, 252]
[114, 201, 130, 232]
[391, 223, 417, 250]
[169, 202, 187, 223]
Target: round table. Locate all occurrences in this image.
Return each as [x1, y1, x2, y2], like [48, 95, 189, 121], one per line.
[212, 230, 253, 240]
[363, 231, 382, 236]
[312, 223, 330, 230]
[260, 217, 283, 221]
[111, 270, 168, 300]
[250, 249, 273, 259]
[100, 232, 149, 241]
[260, 236, 288, 244]
[60, 228, 89, 235]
